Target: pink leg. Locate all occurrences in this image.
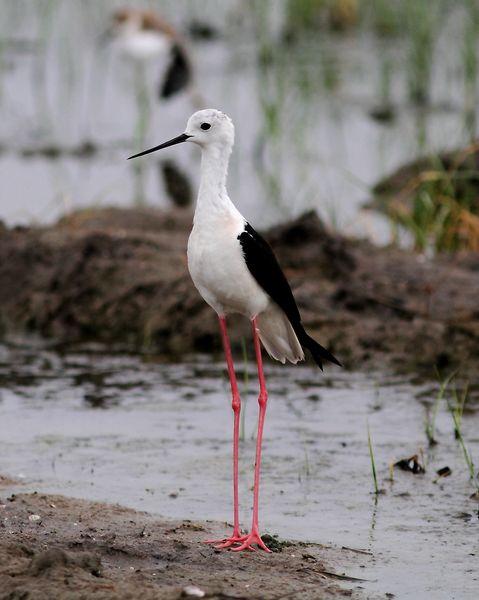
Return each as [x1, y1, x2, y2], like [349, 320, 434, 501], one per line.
[204, 316, 246, 548]
[232, 317, 271, 553]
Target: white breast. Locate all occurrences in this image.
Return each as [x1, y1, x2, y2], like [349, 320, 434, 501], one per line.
[187, 214, 270, 318]
[116, 31, 170, 61]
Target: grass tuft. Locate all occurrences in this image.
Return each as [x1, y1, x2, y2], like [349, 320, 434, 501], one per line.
[424, 370, 456, 446]
[367, 422, 379, 496]
[376, 144, 479, 253]
[447, 382, 479, 492]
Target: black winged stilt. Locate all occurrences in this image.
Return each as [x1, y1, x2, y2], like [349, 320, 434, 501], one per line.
[109, 8, 192, 99]
[128, 109, 341, 552]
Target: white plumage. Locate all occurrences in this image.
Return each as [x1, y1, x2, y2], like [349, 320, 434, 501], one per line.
[110, 9, 171, 61]
[108, 8, 192, 101]
[128, 108, 340, 554]
[185, 110, 304, 364]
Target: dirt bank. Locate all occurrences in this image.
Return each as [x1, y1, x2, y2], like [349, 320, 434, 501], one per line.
[0, 489, 366, 599]
[0, 207, 478, 373]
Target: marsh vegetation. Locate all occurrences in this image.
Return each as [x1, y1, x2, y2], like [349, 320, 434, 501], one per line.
[0, 0, 478, 248]
[0, 2, 478, 599]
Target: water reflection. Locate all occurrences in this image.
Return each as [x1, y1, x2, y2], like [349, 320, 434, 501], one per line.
[159, 159, 193, 207]
[0, 340, 477, 598]
[0, 1, 477, 243]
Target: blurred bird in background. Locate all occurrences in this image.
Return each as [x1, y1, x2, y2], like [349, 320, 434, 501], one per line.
[109, 7, 193, 100]
[104, 7, 197, 206]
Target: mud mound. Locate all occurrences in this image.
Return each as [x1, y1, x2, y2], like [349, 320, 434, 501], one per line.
[0, 491, 361, 599]
[0, 207, 478, 373]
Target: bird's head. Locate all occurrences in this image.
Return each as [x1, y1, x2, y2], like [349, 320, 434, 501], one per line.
[128, 109, 235, 160]
[111, 8, 142, 34]
[112, 8, 176, 37]
[185, 109, 235, 149]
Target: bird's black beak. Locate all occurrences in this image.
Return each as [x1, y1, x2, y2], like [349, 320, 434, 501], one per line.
[127, 133, 192, 160]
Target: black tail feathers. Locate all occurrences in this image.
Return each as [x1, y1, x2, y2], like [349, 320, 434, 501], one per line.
[160, 43, 191, 99]
[295, 325, 342, 371]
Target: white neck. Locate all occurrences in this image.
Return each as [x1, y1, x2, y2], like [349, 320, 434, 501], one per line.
[194, 144, 236, 224]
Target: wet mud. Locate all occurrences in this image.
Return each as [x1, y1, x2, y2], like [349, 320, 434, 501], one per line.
[0, 490, 364, 600]
[0, 207, 478, 375]
[1, 344, 478, 598]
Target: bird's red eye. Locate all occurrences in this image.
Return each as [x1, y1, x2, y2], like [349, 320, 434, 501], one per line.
[200, 123, 211, 130]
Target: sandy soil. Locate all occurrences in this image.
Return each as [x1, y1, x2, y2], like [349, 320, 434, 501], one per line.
[0, 207, 478, 374]
[0, 488, 368, 600]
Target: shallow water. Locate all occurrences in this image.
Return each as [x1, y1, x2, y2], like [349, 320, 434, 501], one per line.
[0, 1, 477, 243]
[0, 338, 477, 599]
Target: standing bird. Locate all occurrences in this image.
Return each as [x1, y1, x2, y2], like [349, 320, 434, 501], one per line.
[128, 110, 341, 552]
[109, 8, 192, 99]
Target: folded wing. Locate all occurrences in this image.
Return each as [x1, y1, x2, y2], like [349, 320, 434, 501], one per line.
[237, 222, 341, 370]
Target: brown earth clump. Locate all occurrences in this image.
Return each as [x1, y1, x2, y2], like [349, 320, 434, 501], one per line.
[0, 207, 478, 374]
[0, 491, 366, 599]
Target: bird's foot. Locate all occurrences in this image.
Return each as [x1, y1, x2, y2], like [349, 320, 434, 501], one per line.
[230, 529, 272, 553]
[203, 529, 247, 549]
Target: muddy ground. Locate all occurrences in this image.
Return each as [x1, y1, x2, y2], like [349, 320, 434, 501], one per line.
[0, 207, 478, 374]
[0, 486, 367, 600]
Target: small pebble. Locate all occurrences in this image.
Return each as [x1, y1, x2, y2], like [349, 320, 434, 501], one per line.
[182, 585, 205, 598]
[28, 514, 41, 522]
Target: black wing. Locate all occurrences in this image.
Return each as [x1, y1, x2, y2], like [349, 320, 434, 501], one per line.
[238, 222, 301, 326]
[160, 43, 191, 99]
[237, 222, 341, 369]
